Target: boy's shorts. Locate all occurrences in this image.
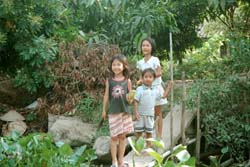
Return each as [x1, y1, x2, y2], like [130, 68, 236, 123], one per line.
[134, 115, 154, 133]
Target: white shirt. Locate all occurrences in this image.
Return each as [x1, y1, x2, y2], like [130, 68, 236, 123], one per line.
[136, 56, 162, 86]
[134, 85, 161, 116]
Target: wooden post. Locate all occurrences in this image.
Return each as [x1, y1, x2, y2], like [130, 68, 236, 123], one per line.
[181, 71, 186, 145]
[196, 91, 201, 163]
[169, 32, 174, 151]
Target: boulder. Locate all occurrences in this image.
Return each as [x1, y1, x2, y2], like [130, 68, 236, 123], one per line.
[93, 136, 132, 165]
[48, 114, 96, 147]
[93, 136, 111, 164]
[2, 120, 27, 136]
[0, 110, 25, 122]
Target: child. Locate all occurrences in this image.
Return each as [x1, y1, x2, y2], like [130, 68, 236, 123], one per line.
[102, 54, 134, 167]
[134, 68, 173, 148]
[136, 37, 167, 139]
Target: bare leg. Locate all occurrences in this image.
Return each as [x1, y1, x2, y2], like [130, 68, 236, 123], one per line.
[117, 134, 126, 167]
[135, 132, 143, 140]
[146, 132, 152, 148]
[110, 136, 118, 166]
[155, 105, 162, 139]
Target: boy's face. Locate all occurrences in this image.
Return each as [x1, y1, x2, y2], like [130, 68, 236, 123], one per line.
[142, 72, 155, 86]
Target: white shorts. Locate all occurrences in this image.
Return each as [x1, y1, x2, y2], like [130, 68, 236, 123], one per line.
[153, 84, 168, 106]
[134, 115, 154, 133]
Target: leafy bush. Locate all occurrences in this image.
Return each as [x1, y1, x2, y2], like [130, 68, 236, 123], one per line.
[0, 131, 97, 167]
[38, 39, 119, 115]
[128, 137, 196, 167]
[76, 93, 101, 123]
[175, 35, 227, 79]
[188, 76, 250, 162]
[14, 35, 57, 92]
[0, 0, 63, 92]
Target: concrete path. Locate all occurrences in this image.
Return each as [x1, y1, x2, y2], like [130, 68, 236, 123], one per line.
[124, 104, 196, 167]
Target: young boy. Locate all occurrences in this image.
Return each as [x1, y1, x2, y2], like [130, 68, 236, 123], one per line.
[134, 68, 173, 148]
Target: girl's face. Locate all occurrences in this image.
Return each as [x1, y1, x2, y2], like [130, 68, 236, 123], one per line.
[141, 40, 152, 56]
[142, 72, 155, 86]
[111, 59, 124, 76]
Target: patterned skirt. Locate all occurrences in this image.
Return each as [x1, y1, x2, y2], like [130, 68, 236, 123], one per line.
[108, 112, 134, 137]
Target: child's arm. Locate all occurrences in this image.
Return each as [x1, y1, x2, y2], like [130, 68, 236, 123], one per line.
[136, 76, 142, 86]
[102, 79, 109, 120]
[162, 80, 174, 98]
[155, 66, 162, 78]
[128, 79, 132, 92]
[134, 100, 139, 121]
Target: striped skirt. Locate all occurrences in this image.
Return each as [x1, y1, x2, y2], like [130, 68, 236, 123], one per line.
[108, 112, 134, 137]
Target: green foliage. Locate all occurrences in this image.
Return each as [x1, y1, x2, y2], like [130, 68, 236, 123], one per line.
[76, 94, 101, 123]
[14, 35, 57, 92]
[229, 35, 250, 72]
[181, 31, 250, 163]
[175, 35, 227, 79]
[0, 131, 97, 167]
[202, 147, 229, 167]
[0, 32, 6, 45]
[206, 0, 250, 33]
[63, 0, 176, 55]
[187, 76, 250, 162]
[0, 0, 63, 92]
[128, 137, 196, 167]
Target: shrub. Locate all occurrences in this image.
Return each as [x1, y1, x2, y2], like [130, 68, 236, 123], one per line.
[0, 131, 97, 167]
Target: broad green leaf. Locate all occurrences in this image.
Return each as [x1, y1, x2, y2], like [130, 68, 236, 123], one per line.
[127, 137, 139, 155]
[182, 157, 196, 166]
[135, 137, 145, 152]
[10, 131, 21, 141]
[176, 150, 190, 162]
[59, 144, 73, 156]
[55, 141, 65, 148]
[145, 148, 163, 164]
[221, 146, 228, 154]
[172, 145, 186, 156]
[164, 160, 176, 167]
[146, 138, 165, 149]
[1, 138, 9, 151]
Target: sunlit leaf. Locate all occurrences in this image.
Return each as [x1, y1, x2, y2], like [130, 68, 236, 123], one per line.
[145, 148, 163, 164]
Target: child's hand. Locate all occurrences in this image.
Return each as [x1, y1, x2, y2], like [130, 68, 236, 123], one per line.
[162, 80, 174, 98]
[136, 80, 142, 86]
[134, 110, 139, 121]
[126, 90, 136, 104]
[169, 80, 174, 86]
[102, 110, 107, 120]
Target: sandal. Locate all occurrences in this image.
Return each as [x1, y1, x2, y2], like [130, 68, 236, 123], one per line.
[110, 163, 118, 167]
[121, 162, 129, 167]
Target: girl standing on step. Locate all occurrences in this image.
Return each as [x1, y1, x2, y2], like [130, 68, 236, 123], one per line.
[136, 37, 169, 139]
[102, 54, 134, 167]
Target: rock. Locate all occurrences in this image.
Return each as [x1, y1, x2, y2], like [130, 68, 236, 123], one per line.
[0, 110, 25, 122]
[94, 136, 111, 156]
[93, 136, 112, 164]
[48, 114, 96, 147]
[93, 136, 132, 165]
[2, 120, 27, 136]
[25, 100, 39, 110]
